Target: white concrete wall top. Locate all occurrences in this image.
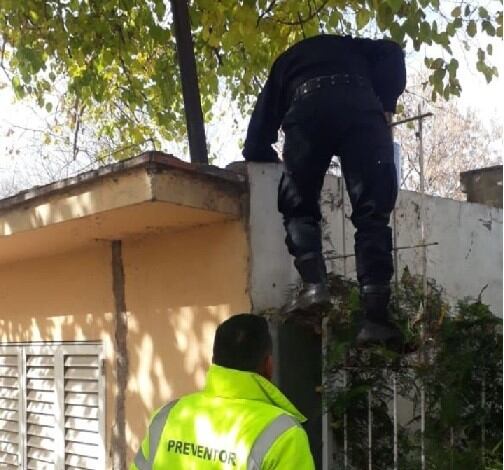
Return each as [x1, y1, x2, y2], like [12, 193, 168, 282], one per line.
[246, 163, 503, 317]
[246, 163, 296, 311]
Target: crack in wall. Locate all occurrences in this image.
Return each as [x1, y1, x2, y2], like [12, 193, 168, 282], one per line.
[111, 240, 129, 470]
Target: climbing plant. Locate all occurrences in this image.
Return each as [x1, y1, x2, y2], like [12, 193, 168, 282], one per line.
[325, 270, 502, 469]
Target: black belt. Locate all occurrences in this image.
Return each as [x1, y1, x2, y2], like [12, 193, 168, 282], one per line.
[292, 74, 371, 102]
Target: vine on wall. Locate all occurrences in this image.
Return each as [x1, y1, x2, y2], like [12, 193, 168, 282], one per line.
[324, 269, 502, 470]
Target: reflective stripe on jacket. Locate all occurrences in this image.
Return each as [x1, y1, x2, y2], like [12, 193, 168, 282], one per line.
[130, 364, 315, 469]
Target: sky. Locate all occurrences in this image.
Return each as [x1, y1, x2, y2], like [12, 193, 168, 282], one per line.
[0, 15, 502, 195]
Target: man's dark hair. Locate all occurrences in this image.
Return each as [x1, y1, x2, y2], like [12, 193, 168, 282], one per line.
[212, 314, 273, 372]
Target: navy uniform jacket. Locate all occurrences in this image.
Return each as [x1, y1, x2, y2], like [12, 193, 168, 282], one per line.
[243, 34, 406, 162]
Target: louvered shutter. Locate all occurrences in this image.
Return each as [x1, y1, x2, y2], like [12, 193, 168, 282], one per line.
[0, 343, 105, 470]
[25, 347, 58, 470]
[61, 345, 105, 470]
[0, 346, 22, 469]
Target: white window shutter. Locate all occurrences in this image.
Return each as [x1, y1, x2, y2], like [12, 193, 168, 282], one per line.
[25, 347, 57, 470]
[61, 345, 105, 470]
[0, 346, 22, 469]
[0, 343, 105, 470]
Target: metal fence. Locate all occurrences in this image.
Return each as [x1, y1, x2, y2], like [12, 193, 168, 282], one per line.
[325, 366, 490, 470]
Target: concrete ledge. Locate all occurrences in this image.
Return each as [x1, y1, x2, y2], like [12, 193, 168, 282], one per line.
[0, 152, 247, 264]
[0, 169, 153, 236]
[0, 152, 245, 212]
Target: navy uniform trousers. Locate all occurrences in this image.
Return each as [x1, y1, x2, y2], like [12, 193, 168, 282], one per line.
[278, 83, 398, 286]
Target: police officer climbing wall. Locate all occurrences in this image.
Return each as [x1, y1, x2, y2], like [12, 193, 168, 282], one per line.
[243, 34, 406, 347]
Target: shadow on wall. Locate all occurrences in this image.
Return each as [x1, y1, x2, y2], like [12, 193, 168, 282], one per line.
[125, 304, 232, 446]
[122, 221, 250, 462]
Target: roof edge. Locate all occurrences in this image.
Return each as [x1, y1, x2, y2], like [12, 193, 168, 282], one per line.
[0, 151, 246, 212]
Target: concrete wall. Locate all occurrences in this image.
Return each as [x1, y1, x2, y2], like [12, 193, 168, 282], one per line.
[0, 220, 250, 467]
[247, 163, 503, 316]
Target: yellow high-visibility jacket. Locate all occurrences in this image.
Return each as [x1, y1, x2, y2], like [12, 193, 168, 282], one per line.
[131, 364, 316, 469]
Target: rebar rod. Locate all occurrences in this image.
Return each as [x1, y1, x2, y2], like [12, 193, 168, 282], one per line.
[322, 317, 332, 470]
[368, 389, 373, 470]
[421, 385, 426, 470]
[344, 370, 348, 470]
[482, 374, 486, 467]
[393, 373, 398, 470]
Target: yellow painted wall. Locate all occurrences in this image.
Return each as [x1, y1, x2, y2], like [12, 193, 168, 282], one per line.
[0, 242, 114, 344]
[123, 220, 250, 462]
[0, 242, 117, 466]
[0, 218, 250, 467]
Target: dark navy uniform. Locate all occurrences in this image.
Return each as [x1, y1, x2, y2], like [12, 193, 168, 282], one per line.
[243, 34, 406, 290]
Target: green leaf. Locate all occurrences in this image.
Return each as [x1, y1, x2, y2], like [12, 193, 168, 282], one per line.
[28, 10, 39, 22]
[356, 9, 371, 30]
[467, 20, 477, 37]
[478, 6, 489, 19]
[377, 2, 394, 31]
[443, 84, 451, 100]
[389, 21, 405, 44]
[153, 0, 166, 20]
[482, 20, 496, 36]
[385, 0, 402, 13]
[447, 58, 458, 75]
[451, 6, 461, 17]
[11, 75, 25, 98]
[419, 22, 431, 42]
[403, 17, 418, 39]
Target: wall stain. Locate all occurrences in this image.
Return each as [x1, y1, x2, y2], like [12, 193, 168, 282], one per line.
[465, 233, 475, 260]
[478, 218, 492, 231]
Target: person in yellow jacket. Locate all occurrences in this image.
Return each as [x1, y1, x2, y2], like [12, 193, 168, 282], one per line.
[131, 314, 315, 469]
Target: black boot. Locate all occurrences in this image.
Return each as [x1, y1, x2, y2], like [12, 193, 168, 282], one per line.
[283, 253, 331, 315]
[356, 284, 403, 348]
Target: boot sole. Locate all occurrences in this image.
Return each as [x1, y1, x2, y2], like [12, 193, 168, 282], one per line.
[356, 333, 403, 352]
[284, 298, 332, 317]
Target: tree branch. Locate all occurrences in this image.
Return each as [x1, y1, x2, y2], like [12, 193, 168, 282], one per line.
[257, 0, 279, 26]
[212, 46, 223, 66]
[276, 0, 329, 26]
[72, 102, 86, 160]
[0, 39, 11, 80]
[298, 12, 306, 37]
